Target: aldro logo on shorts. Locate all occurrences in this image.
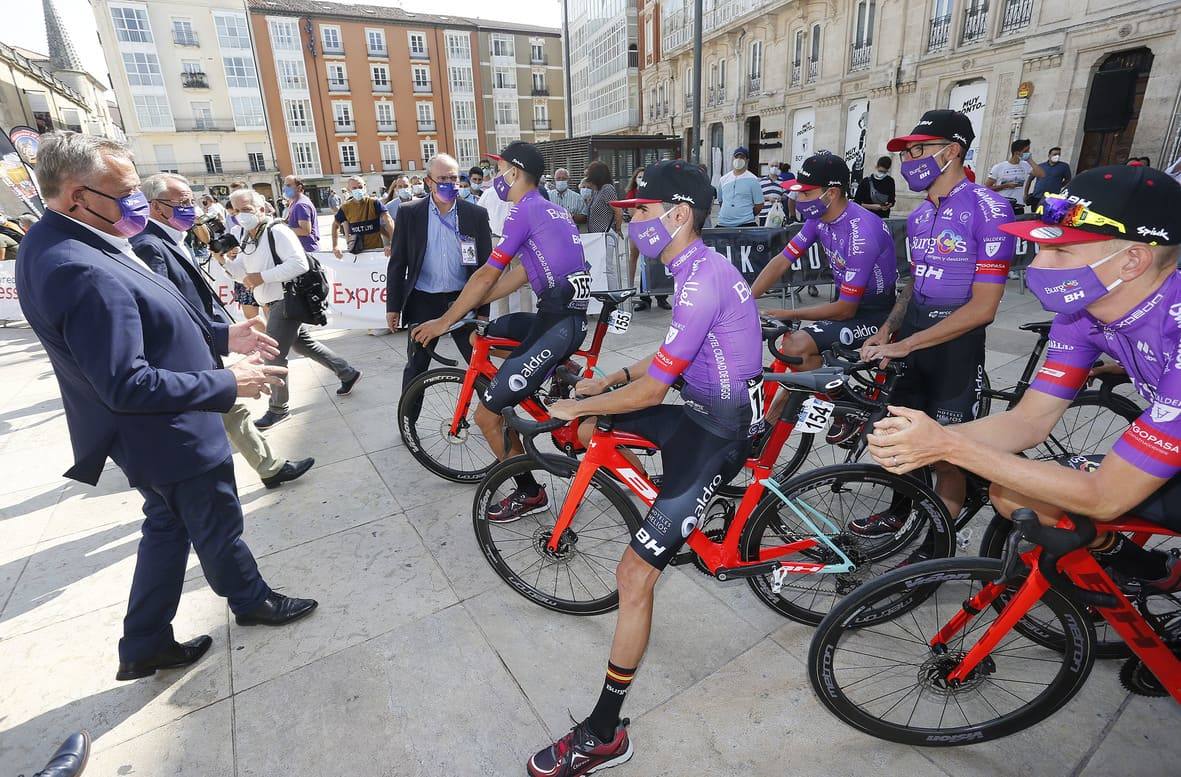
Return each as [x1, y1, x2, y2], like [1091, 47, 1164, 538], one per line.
[507, 349, 553, 392]
[838, 324, 878, 346]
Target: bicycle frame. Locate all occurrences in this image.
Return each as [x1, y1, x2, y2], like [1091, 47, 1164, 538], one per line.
[933, 516, 1181, 702]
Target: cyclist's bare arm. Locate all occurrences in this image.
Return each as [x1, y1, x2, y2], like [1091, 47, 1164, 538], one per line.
[767, 298, 859, 322]
[862, 278, 913, 349]
[751, 254, 791, 298]
[953, 388, 1073, 453]
[560, 374, 669, 418]
[480, 264, 528, 305]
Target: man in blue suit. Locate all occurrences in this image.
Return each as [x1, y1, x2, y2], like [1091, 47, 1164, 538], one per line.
[131, 173, 314, 489]
[16, 132, 318, 682]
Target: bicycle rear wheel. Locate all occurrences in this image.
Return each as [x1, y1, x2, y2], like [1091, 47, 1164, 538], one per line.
[398, 368, 495, 483]
[1030, 390, 1142, 461]
[472, 454, 642, 615]
[808, 557, 1095, 746]
[739, 464, 956, 625]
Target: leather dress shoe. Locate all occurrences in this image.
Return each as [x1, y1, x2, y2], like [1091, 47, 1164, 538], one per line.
[115, 635, 213, 681]
[261, 457, 314, 489]
[32, 730, 90, 777]
[235, 592, 318, 627]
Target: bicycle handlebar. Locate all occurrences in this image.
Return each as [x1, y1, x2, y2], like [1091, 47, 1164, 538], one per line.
[761, 318, 804, 366]
[404, 313, 480, 368]
[501, 408, 569, 477]
[1010, 508, 1120, 609]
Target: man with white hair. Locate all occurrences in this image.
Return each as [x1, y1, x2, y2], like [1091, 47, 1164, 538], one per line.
[132, 173, 315, 488]
[550, 167, 587, 227]
[220, 187, 362, 429]
[386, 152, 493, 390]
[15, 132, 319, 682]
[331, 175, 392, 258]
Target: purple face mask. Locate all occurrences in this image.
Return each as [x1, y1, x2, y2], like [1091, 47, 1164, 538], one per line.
[1025, 246, 1127, 314]
[627, 208, 683, 259]
[900, 147, 951, 192]
[795, 191, 830, 221]
[493, 172, 512, 201]
[85, 187, 148, 237]
[164, 203, 197, 231]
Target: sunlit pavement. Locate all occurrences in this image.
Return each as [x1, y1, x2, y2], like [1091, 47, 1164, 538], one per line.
[0, 279, 1176, 776]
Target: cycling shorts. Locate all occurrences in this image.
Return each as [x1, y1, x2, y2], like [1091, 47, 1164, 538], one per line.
[612, 404, 752, 570]
[1057, 454, 1181, 532]
[800, 300, 893, 353]
[892, 303, 986, 425]
[481, 312, 587, 413]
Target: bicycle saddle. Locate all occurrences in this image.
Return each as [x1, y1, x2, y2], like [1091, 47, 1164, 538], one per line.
[763, 367, 846, 393]
[589, 289, 637, 306]
[1018, 320, 1053, 336]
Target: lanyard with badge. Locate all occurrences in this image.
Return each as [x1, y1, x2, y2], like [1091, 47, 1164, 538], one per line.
[433, 207, 478, 266]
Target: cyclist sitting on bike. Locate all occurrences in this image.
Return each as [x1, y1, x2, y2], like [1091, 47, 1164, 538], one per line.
[411, 141, 591, 521]
[866, 164, 1181, 591]
[750, 152, 898, 371]
[526, 160, 764, 776]
[855, 109, 1016, 534]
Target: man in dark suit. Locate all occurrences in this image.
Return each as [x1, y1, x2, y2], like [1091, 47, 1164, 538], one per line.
[132, 173, 314, 489]
[386, 152, 493, 390]
[15, 132, 318, 683]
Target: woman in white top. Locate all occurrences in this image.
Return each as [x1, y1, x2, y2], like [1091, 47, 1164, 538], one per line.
[219, 188, 361, 429]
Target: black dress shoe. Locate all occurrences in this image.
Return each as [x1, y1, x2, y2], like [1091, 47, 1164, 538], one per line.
[633, 299, 650, 312]
[337, 369, 363, 396]
[656, 296, 671, 310]
[235, 592, 318, 627]
[261, 457, 315, 489]
[116, 635, 213, 681]
[34, 730, 90, 777]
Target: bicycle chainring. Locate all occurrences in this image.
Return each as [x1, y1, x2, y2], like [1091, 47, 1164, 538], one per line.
[1119, 656, 1169, 697]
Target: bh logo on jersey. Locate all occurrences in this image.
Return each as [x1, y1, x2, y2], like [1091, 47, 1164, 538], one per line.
[914, 264, 944, 280]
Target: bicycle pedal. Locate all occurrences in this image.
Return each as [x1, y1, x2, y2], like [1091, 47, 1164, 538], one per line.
[668, 550, 697, 568]
[956, 528, 974, 552]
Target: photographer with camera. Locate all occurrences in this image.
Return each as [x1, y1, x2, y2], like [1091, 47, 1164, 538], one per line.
[219, 188, 362, 430]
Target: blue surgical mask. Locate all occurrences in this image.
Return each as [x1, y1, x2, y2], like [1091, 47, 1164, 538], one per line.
[282, 185, 296, 199]
[349, 189, 366, 201]
[555, 180, 569, 192]
[580, 187, 593, 200]
[1021, 151, 1032, 161]
[396, 188, 411, 201]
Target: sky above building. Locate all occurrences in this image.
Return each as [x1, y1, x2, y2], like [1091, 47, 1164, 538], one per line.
[5, 0, 563, 90]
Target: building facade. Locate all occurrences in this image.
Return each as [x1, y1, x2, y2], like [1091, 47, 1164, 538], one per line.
[247, 0, 566, 200]
[641, 0, 1181, 210]
[564, 0, 642, 136]
[91, 0, 279, 199]
[0, 43, 118, 140]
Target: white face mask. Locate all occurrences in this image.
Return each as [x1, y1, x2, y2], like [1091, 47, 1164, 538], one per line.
[1050, 155, 1061, 164]
[733, 158, 747, 171]
[237, 212, 260, 231]
[412, 184, 425, 196]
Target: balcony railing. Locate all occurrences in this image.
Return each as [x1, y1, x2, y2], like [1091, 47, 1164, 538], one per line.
[413, 81, 432, 93]
[748, 75, 761, 95]
[534, 118, 551, 130]
[928, 14, 951, 51]
[807, 61, 819, 82]
[328, 79, 349, 92]
[961, 7, 990, 44]
[181, 72, 209, 89]
[417, 120, 436, 132]
[850, 43, 872, 71]
[377, 122, 397, 133]
[340, 162, 360, 173]
[368, 47, 388, 57]
[790, 63, 801, 86]
[661, 0, 775, 55]
[155, 161, 279, 177]
[334, 122, 355, 133]
[174, 118, 237, 132]
[372, 81, 391, 93]
[531, 87, 549, 96]
[1000, 0, 1033, 34]
[173, 31, 199, 47]
[410, 49, 429, 60]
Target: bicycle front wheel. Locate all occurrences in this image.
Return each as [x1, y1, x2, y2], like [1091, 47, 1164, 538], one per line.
[1031, 390, 1142, 461]
[473, 454, 642, 615]
[808, 557, 1096, 746]
[740, 464, 956, 625]
[397, 368, 494, 483]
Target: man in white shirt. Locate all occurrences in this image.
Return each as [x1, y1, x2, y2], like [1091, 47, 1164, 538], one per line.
[986, 138, 1045, 214]
[134, 174, 314, 489]
[200, 194, 226, 226]
[220, 188, 362, 429]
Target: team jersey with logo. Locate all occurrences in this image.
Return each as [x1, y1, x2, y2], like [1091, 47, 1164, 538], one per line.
[648, 240, 765, 440]
[784, 200, 898, 305]
[487, 189, 590, 314]
[1031, 271, 1181, 479]
[906, 178, 1016, 307]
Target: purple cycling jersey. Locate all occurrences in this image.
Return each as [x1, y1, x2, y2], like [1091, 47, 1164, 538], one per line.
[487, 189, 590, 314]
[1031, 271, 1181, 479]
[906, 178, 1016, 307]
[649, 239, 765, 439]
[783, 201, 898, 305]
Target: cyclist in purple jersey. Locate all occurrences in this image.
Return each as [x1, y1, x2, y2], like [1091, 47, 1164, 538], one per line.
[751, 153, 897, 372]
[865, 165, 1181, 591]
[411, 142, 590, 520]
[852, 110, 1015, 536]
[527, 161, 763, 777]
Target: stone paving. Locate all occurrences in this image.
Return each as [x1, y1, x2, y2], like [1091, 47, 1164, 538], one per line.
[1, 279, 1178, 777]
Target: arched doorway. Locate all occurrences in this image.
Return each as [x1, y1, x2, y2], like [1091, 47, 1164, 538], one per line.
[1078, 48, 1154, 172]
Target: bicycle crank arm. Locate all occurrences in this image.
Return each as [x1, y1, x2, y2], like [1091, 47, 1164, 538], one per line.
[715, 557, 854, 583]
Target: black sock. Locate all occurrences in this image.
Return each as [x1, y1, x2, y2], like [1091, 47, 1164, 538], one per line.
[514, 473, 541, 497]
[1095, 533, 1169, 580]
[587, 662, 635, 741]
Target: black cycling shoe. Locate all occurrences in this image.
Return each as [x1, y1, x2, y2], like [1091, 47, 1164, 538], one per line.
[527, 717, 632, 777]
[1105, 549, 1181, 595]
[848, 509, 910, 537]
